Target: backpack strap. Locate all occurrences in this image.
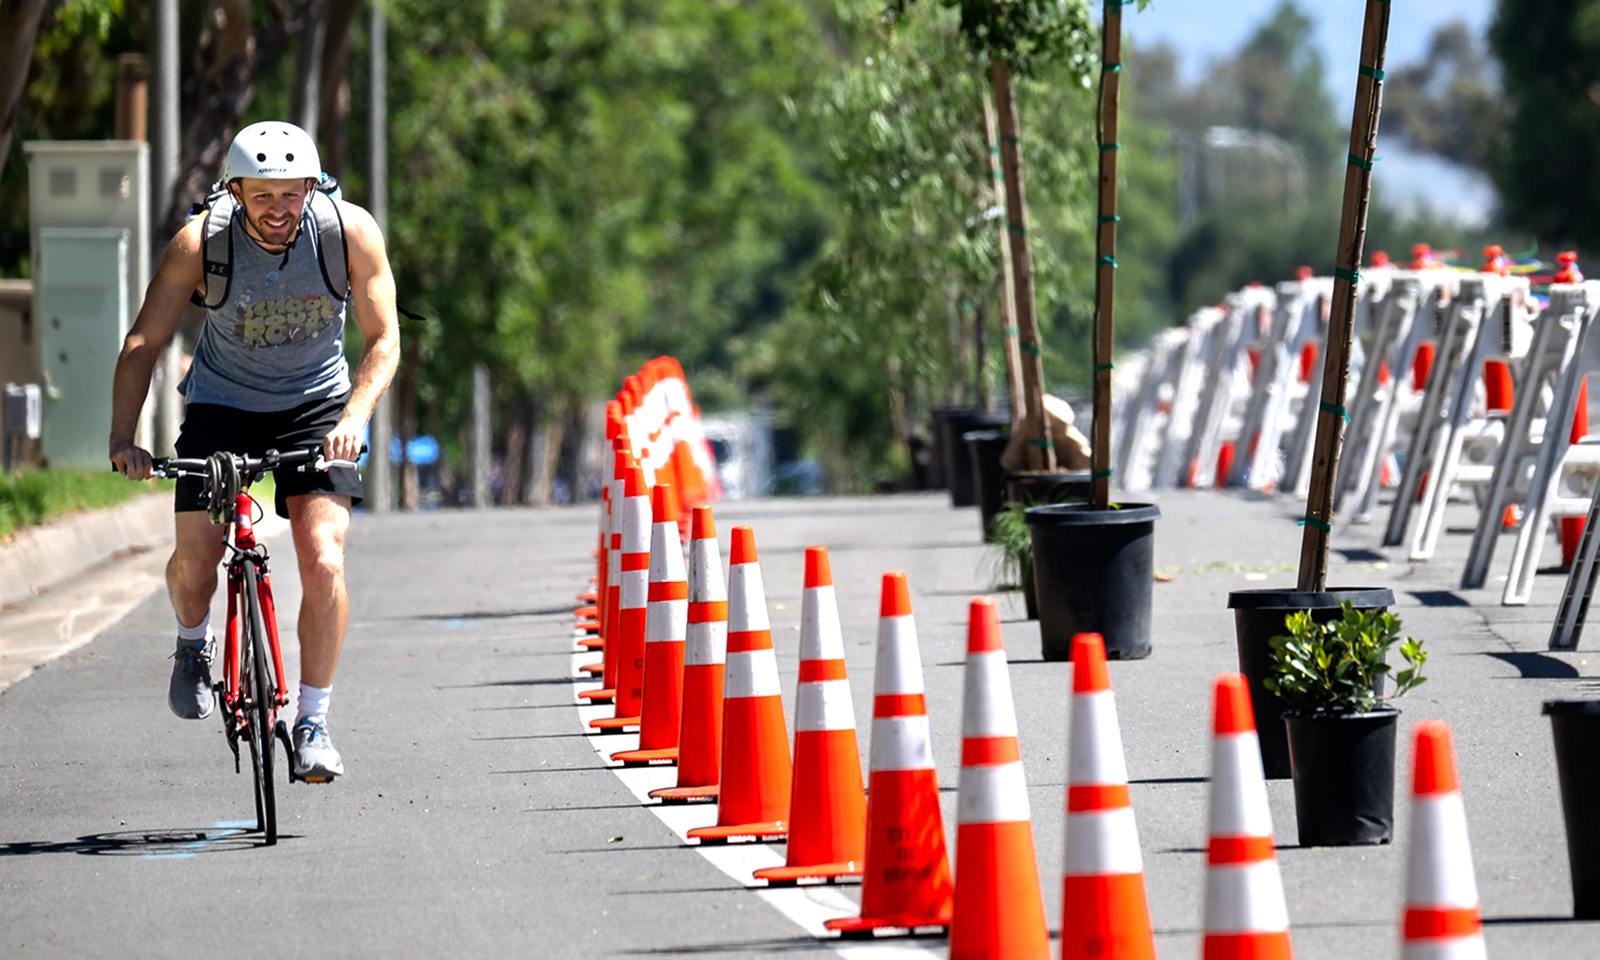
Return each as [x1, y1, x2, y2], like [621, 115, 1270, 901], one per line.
[307, 190, 350, 302]
[190, 191, 236, 309]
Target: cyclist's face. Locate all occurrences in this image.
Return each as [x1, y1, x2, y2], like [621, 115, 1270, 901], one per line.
[230, 177, 314, 245]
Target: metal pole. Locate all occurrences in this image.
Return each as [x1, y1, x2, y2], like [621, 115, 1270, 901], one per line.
[364, 0, 393, 513]
[148, 0, 178, 238]
[1296, 0, 1392, 591]
[472, 363, 492, 509]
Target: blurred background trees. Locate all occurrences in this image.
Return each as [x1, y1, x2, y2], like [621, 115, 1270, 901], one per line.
[0, 0, 1587, 495]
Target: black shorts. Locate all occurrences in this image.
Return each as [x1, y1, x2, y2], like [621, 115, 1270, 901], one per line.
[174, 394, 365, 519]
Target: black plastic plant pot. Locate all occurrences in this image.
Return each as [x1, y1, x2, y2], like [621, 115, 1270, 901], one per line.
[1226, 588, 1395, 780]
[965, 430, 1012, 542]
[1026, 503, 1160, 661]
[941, 410, 1009, 507]
[1544, 698, 1600, 919]
[1005, 470, 1091, 508]
[1285, 708, 1398, 846]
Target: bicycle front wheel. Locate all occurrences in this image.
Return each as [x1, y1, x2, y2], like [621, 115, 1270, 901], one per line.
[242, 562, 278, 845]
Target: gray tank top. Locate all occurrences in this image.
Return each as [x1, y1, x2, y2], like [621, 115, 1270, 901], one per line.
[179, 207, 351, 411]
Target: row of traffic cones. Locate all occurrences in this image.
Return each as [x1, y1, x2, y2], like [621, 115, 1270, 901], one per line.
[569, 499, 1485, 956]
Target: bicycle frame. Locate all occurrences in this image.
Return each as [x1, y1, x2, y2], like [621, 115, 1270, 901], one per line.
[221, 491, 289, 729]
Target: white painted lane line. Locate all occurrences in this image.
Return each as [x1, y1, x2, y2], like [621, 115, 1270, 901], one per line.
[568, 648, 942, 959]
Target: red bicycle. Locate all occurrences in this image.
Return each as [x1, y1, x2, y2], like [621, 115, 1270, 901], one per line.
[150, 446, 359, 845]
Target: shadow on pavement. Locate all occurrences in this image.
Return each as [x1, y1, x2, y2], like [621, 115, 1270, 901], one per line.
[0, 824, 285, 857]
[1485, 651, 1582, 679]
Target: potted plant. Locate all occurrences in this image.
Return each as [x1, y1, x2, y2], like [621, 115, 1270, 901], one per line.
[1265, 602, 1427, 846]
[987, 502, 1040, 620]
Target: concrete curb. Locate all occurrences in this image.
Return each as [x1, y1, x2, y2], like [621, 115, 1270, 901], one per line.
[0, 493, 172, 605]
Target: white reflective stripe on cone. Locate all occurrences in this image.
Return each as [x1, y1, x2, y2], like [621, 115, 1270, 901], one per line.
[685, 621, 727, 666]
[646, 599, 687, 644]
[1063, 807, 1145, 876]
[623, 496, 651, 554]
[620, 569, 648, 610]
[688, 541, 726, 603]
[874, 615, 925, 695]
[962, 650, 1019, 739]
[1211, 732, 1273, 838]
[649, 524, 685, 583]
[1068, 690, 1129, 786]
[1407, 794, 1481, 907]
[957, 761, 1030, 825]
[796, 677, 855, 732]
[1403, 940, 1487, 960]
[869, 714, 935, 772]
[800, 585, 844, 661]
[725, 649, 782, 699]
[1204, 860, 1290, 933]
[727, 564, 771, 632]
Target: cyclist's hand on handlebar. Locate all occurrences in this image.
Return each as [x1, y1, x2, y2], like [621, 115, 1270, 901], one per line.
[110, 441, 154, 481]
[322, 418, 365, 465]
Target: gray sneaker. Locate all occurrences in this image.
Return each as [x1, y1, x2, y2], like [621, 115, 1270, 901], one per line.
[292, 718, 344, 781]
[168, 636, 216, 720]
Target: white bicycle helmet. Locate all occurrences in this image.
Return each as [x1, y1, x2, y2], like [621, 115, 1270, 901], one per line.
[223, 121, 321, 182]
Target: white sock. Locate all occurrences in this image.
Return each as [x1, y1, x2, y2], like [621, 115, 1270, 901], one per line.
[297, 683, 331, 726]
[177, 613, 211, 643]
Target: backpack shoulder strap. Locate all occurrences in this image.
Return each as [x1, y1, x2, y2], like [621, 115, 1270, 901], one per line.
[307, 190, 350, 302]
[190, 191, 236, 309]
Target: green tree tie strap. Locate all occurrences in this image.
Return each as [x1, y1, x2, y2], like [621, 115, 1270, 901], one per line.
[1000, 135, 1019, 145]
[1028, 438, 1053, 448]
[1004, 326, 1019, 336]
[1333, 266, 1361, 284]
[1298, 515, 1332, 532]
[1099, 142, 1121, 152]
[1099, 256, 1118, 268]
[1359, 64, 1385, 80]
[1008, 222, 1027, 236]
[1092, 468, 1113, 479]
[1098, 215, 1121, 224]
[1320, 401, 1350, 423]
[1094, 363, 1114, 372]
[1103, 63, 1123, 73]
[1021, 343, 1042, 355]
[1347, 153, 1375, 171]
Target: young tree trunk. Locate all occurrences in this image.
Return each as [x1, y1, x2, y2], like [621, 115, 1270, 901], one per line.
[981, 89, 1025, 428]
[315, 0, 361, 178]
[989, 58, 1055, 470]
[501, 391, 530, 506]
[0, 0, 49, 186]
[531, 395, 568, 506]
[1298, 0, 1393, 591]
[1090, 3, 1123, 510]
[973, 294, 990, 411]
[290, 0, 330, 138]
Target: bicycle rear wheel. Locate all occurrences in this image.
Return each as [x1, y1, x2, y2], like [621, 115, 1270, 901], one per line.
[242, 562, 278, 845]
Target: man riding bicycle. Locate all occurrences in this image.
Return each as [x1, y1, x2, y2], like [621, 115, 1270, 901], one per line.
[110, 121, 399, 783]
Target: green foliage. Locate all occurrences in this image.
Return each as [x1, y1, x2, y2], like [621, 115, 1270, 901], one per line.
[1263, 602, 1427, 714]
[0, 468, 169, 540]
[1382, 22, 1506, 173]
[986, 501, 1033, 590]
[1489, 0, 1600, 249]
[933, 0, 1096, 79]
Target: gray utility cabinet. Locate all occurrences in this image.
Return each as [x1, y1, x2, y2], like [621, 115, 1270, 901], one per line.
[24, 141, 151, 467]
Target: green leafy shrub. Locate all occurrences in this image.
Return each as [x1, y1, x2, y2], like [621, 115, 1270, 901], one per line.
[1264, 602, 1427, 714]
[985, 502, 1033, 591]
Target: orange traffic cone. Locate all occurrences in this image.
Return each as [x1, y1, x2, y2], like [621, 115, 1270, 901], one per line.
[754, 546, 866, 885]
[687, 526, 791, 842]
[1401, 720, 1485, 960]
[1203, 674, 1292, 959]
[826, 572, 953, 936]
[578, 442, 628, 704]
[949, 597, 1049, 960]
[613, 484, 687, 765]
[650, 505, 726, 803]
[579, 406, 624, 650]
[591, 460, 649, 733]
[1060, 632, 1156, 960]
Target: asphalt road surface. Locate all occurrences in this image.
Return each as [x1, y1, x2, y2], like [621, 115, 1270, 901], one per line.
[2, 489, 1597, 958]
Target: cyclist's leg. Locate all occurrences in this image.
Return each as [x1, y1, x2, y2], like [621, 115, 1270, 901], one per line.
[285, 491, 351, 689]
[168, 512, 226, 626]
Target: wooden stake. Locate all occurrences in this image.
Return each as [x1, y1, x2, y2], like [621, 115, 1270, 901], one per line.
[983, 89, 1026, 429]
[1297, 0, 1392, 592]
[990, 58, 1055, 471]
[1090, 2, 1122, 510]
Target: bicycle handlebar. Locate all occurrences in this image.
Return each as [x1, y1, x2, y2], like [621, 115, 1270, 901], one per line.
[149, 445, 367, 481]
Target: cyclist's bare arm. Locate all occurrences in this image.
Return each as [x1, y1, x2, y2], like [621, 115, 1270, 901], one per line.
[110, 218, 206, 480]
[324, 200, 400, 464]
